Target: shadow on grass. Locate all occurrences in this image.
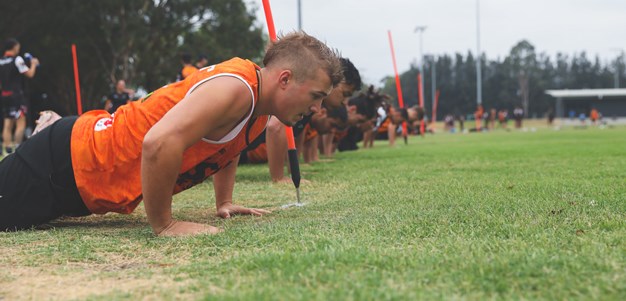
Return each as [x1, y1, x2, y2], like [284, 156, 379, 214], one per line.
[45, 215, 146, 231]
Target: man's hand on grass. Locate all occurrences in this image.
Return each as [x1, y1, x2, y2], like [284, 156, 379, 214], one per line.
[217, 203, 272, 219]
[156, 220, 222, 237]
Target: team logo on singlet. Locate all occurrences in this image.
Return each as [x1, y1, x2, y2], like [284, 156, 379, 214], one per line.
[201, 65, 216, 72]
[94, 116, 114, 131]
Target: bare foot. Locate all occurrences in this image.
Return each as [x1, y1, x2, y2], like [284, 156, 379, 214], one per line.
[157, 221, 222, 237]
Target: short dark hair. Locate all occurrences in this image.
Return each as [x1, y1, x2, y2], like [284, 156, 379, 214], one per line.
[416, 106, 425, 121]
[197, 54, 208, 61]
[348, 96, 377, 119]
[181, 53, 192, 64]
[399, 108, 409, 121]
[327, 105, 348, 123]
[4, 38, 19, 52]
[340, 58, 362, 91]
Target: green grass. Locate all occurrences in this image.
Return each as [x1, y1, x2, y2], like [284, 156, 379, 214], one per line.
[1, 126, 625, 300]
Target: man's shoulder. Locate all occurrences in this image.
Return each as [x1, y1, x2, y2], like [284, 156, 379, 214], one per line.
[215, 57, 259, 72]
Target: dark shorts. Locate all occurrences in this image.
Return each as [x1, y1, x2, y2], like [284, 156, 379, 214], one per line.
[1, 92, 28, 120]
[0, 116, 90, 231]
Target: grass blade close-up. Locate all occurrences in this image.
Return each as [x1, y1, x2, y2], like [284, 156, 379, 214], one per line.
[1, 126, 625, 300]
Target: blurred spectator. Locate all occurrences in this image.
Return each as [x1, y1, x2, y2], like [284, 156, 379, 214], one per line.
[590, 107, 599, 125]
[498, 109, 508, 129]
[488, 108, 496, 130]
[176, 53, 197, 81]
[195, 55, 209, 69]
[456, 114, 465, 132]
[104, 80, 135, 114]
[0, 38, 39, 154]
[444, 114, 455, 132]
[568, 109, 576, 120]
[547, 108, 555, 125]
[474, 104, 484, 131]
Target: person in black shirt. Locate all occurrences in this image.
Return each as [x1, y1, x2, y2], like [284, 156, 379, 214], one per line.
[0, 38, 39, 154]
[104, 80, 135, 114]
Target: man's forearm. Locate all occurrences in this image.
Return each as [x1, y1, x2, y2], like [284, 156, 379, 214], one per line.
[25, 66, 37, 78]
[213, 155, 240, 208]
[142, 139, 184, 233]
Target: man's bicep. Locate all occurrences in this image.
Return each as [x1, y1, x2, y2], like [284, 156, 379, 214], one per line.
[151, 76, 253, 149]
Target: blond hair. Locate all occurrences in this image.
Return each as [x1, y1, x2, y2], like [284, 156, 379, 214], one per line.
[263, 31, 342, 87]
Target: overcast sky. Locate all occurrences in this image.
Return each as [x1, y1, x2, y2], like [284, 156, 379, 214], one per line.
[248, 0, 626, 87]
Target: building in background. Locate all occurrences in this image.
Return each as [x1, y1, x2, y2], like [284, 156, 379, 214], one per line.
[546, 89, 626, 121]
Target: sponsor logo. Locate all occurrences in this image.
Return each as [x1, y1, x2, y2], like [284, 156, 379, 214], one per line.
[94, 117, 114, 131]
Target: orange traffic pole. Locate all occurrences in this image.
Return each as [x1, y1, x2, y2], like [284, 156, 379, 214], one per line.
[71, 44, 83, 115]
[387, 30, 408, 144]
[262, 0, 301, 203]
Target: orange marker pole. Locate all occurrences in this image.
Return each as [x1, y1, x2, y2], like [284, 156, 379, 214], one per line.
[71, 44, 83, 115]
[262, 0, 301, 204]
[387, 30, 408, 144]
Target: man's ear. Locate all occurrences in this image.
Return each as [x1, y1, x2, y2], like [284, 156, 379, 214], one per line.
[348, 105, 357, 113]
[278, 70, 292, 88]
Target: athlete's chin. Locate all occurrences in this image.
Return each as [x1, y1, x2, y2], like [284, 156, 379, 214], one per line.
[278, 118, 294, 127]
[278, 115, 301, 126]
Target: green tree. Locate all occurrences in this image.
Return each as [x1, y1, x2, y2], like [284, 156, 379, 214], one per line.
[506, 40, 537, 117]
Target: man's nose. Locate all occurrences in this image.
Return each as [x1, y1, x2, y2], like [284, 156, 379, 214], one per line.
[310, 101, 322, 113]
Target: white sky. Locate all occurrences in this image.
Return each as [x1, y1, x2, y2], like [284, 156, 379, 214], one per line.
[248, 0, 626, 87]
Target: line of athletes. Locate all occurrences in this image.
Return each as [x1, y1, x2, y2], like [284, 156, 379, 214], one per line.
[0, 32, 424, 236]
[238, 60, 425, 182]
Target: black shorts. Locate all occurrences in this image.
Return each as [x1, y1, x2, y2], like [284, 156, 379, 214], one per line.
[1, 92, 28, 120]
[0, 116, 90, 231]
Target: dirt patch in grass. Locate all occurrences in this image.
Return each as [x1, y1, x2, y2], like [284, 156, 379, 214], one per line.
[0, 264, 208, 300]
[0, 240, 204, 300]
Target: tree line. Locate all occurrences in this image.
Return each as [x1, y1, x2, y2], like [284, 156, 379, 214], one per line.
[380, 40, 626, 119]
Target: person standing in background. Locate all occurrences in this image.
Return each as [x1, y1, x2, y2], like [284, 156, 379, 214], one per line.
[177, 53, 197, 81]
[0, 38, 39, 155]
[195, 55, 209, 69]
[104, 80, 135, 114]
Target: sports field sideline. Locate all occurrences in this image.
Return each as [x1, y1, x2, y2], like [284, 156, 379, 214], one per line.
[1, 125, 624, 300]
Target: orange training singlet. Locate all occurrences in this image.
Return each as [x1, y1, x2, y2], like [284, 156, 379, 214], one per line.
[70, 58, 268, 214]
[181, 65, 198, 80]
[245, 143, 268, 164]
[303, 124, 318, 142]
[377, 118, 391, 134]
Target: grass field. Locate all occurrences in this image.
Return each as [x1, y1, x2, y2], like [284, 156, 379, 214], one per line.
[1, 125, 625, 300]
